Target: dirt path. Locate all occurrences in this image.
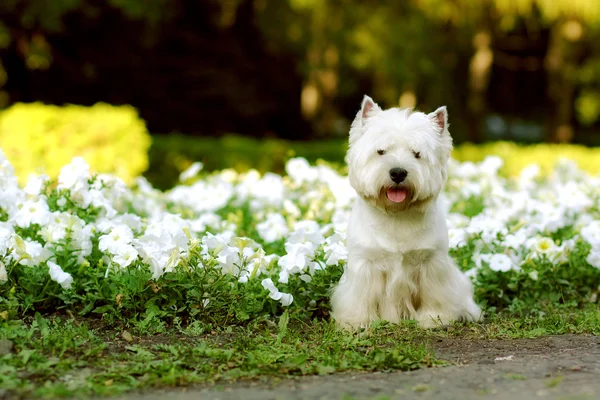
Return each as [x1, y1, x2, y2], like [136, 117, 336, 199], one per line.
[122, 335, 600, 400]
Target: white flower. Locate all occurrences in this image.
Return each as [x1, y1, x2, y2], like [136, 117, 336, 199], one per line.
[518, 164, 539, 188]
[527, 236, 565, 263]
[502, 230, 529, 250]
[14, 199, 51, 228]
[216, 245, 241, 275]
[283, 200, 301, 218]
[10, 234, 28, 259]
[581, 221, 600, 249]
[480, 156, 503, 176]
[167, 179, 234, 213]
[539, 206, 568, 233]
[261, 278, 294, 306]
[135, 240, 171, 279]
[323, 233, 347, 265]
[556, 182, 592, 213]
[286, 158, 318, 184]
[256, 213, 289, 243]
[0, 222, 15, 255]
[189, 213, 221, 233]
[249, 173, 285, 209]
[466, 215, 507, 244]
[448, 228, 467, 249]
[279, 292, 294, 306]
[57, 157, 90, 191]
[24, 174, 49, 196]
[56, 157, 94, 208]
[23, 241, 52, 267]
[451, 160, 479, 179]
[179, 162, 204, 182]
[287, 220, 325, 249]
[331, 209, 349, 233]
[252, 251, 277, 275]
[587, 250, 600, 269]
[112, 244, 139, 269]
[113, 213, 143, 232]
[47, 261, 73, 289]
[532, 237, 557, 255]
[201, 232, 230, 254]
[528, 270, 539, 281]
[487, 254, 513, 272]
[278, 242, 314, 283]
[11, 235, 52, 266]
[99, 225, 134, 253]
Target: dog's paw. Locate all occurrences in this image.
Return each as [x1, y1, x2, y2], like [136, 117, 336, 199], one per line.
[334, 319, 371, 332]
[459, 303, 484, 323]
[416, 310, 452, 329]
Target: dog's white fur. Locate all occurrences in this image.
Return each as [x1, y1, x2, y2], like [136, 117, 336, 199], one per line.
[331, 95, 482, 329]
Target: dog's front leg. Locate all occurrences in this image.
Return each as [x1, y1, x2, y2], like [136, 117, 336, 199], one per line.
[331, 258, 383, 330]
[415, 253, 482, 328]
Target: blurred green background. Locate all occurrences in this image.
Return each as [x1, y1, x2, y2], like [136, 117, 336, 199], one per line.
[1, 0, 600, 188]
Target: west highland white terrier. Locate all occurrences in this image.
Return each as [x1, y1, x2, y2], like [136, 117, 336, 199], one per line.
[331, 95, 482, 329]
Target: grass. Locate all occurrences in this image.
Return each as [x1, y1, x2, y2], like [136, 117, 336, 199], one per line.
[1, 306, 599, 399]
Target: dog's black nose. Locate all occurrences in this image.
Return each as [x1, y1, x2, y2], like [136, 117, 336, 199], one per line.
[389, 168, 408, 183]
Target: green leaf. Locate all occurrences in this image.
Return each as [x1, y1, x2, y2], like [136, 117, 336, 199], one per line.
[34, 312, 49, 339]
[277, 309, 290, 343]
[92, 305, 114, 314]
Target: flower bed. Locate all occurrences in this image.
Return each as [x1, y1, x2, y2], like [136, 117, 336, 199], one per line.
[1, 150, 599, 323]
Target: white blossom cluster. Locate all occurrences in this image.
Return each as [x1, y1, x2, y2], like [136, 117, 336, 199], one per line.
[1, 148, 599, 306]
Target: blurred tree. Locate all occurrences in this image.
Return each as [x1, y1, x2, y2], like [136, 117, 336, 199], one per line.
[417, 0, 600, 142]
[576, 27, 600, 136]
[256, 0, 600, 142]
[0, 0, 173, 107]
[256, 0, 468, 138]
[0, 0, 311, 138]
[1, 0, 600, 143]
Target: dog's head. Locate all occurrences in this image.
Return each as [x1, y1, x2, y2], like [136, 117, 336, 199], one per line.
[346, 95, 453, 213]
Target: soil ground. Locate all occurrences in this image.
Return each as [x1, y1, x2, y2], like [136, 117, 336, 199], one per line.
[119, 334, 600, 400]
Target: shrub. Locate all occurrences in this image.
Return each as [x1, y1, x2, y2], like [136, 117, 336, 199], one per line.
[0, 102, 151, 184]
[145, 134, 348, 189]
[146, 134, 600, 189]
[453, 141, 600, 178]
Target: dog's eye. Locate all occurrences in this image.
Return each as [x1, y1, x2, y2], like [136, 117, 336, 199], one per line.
[377, 149, 386, 156]
[413, 151, 421, 159]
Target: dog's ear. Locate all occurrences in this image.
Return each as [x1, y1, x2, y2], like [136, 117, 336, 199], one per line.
[429, 106, 448, 134]
[359, 95, 381, 121]
[349, 95, 381, 144]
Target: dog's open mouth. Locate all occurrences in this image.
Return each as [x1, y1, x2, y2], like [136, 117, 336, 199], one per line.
[386, 187, 407, 203]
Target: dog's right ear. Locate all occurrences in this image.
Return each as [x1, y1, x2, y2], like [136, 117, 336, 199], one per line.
[359, 95, 381, 121]
[350, 95, 381, 143]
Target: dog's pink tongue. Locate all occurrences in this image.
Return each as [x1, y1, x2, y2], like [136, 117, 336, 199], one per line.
[386, 188, 407, 203]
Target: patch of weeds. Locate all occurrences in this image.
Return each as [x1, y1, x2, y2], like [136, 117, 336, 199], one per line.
[0, 315, 434, 399]
[505, 373, 527, 380]
[434, 306, 600, 340]
[1, 306, 599, 398]
[411, 383, 431, 392]
[546, 375, 564, 388]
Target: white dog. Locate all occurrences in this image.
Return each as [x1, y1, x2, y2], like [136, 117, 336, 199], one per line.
[331, 95, 482, 329]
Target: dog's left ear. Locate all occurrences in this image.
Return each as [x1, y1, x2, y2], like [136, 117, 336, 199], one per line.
[429, 106, 448, 134]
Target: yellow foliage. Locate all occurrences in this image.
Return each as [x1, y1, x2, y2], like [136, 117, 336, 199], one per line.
[0, 102, 151, 185]
[453, 141, 600, 176]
